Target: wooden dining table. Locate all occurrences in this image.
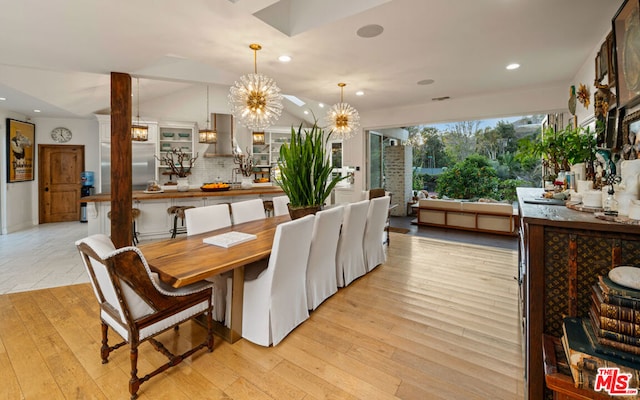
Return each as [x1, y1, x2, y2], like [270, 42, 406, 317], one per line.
[138, 214, 290, 343]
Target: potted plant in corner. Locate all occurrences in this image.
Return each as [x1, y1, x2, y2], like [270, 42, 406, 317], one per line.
[275, 120, 347, 219]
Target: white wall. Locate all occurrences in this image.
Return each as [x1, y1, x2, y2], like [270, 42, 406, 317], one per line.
[0, 110, 36, 234]
[0, 113, 99, 234]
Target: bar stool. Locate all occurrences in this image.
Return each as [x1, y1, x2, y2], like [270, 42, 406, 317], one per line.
[263, 200, 274, 217]
[107, 208, 141, 245]
[167, 206, 195, 238]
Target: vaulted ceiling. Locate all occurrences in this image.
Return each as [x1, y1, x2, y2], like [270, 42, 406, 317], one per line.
[0, 0, 622, 126]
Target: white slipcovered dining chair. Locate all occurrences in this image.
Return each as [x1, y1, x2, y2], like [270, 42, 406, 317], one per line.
[336, 199, 369, 287]
[230, 198, 266, 225]
[242, 214, 315, 346]
[363, 195, 391, 271]
[306, 205, 344, 310]
[184, 204, 232, 236]
[76, 234, 214, 400]
[272, 195, 290, 217]
[184, 204, 232, 324]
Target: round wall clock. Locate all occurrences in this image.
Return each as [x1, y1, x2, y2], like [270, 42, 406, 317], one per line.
[51, 127, 72, 143]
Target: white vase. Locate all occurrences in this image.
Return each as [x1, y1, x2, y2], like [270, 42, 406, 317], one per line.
[241, 176, 253, 189]
[177, 177, 189, 192]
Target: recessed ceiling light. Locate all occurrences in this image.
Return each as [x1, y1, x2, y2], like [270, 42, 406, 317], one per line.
[319, 103, 325, 108]
[432, 96, 450, 101]
[506, 63, 520, 70]
[279, 55, 291, 63]
[303, 110, 309, 115]
[0, 97, 6, 101]
[357, 24, 384, 38]
[417, 79, 435, 86]
[34, 109, 41, 113]
[355, 90, 364, 96]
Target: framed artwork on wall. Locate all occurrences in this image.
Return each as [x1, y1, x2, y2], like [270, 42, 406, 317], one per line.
[613, 0, 640, 108]
[622, 108, 640, 159]
[606, 31, 617, 89]
[6, 118, 35, 182]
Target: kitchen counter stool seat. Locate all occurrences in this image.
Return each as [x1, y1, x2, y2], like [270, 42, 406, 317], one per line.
[107, 208, 141, 245]
[167, 205, 195, 238]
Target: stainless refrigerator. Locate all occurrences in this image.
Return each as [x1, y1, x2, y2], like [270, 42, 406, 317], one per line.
[100, 142, 156, 192]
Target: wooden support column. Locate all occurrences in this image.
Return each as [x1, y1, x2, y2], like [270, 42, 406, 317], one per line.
[110, 72, 133, 248]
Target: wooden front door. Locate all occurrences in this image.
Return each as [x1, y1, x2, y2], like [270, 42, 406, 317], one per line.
[38, 145, 85, 223]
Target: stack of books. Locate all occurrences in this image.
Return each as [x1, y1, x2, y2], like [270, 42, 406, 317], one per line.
[561, 316, 640, 396]
[591, 276, 640, 360]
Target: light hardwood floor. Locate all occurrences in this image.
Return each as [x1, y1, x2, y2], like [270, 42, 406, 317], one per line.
[0, 232, 523, 400]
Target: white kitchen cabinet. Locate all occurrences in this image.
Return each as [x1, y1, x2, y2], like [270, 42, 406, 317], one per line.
[134, 199, 172, 240]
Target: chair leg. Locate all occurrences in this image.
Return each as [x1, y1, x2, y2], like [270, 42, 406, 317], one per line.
[132, 220, 139, 246]
[129, 343, 141, 400]
[100, 322, 110, 364]
[171, 214, 179, 238]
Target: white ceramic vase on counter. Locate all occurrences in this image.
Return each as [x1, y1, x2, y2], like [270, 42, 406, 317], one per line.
[177, 177, 189, 192]
[241, 176, 253, 189]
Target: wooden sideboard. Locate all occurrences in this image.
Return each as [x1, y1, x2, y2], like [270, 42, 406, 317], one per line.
[517, 187, 640, 400]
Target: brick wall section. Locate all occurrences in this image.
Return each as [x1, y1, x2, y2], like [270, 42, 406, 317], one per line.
[384, 145, 412, 216]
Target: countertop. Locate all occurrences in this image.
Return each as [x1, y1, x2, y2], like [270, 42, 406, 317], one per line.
[82, 186, 284, 202]
[517, 187, 640, 234]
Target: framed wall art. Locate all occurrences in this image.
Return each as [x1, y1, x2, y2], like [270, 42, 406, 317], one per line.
[596, 40, 608, 83]
[613, 0, 640, 108]
[606, 31, 617, 89]
[622, 109, 640, 159]
[6, 118, 35, 182]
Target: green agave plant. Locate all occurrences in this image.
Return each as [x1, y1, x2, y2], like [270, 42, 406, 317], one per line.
[276, 121, 347, 209]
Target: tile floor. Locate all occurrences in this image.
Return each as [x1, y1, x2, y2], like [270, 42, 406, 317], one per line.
[0, 216, 516, 295]
[0, 222, 91, 294]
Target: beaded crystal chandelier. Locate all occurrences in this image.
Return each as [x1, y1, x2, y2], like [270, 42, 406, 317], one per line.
[228, 44, 283, 131]
[326, 82, 360, 140]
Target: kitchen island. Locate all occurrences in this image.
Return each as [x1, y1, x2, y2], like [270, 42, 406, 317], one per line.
[84, 186, 284, 240]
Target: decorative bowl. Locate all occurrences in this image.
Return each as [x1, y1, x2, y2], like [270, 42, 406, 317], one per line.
[200, 183, 231, 192]
[178, 133, 190, 138]
[162, 132, 174, 138]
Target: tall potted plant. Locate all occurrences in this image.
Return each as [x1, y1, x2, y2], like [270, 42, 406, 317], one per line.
[276, 120, 347, 219]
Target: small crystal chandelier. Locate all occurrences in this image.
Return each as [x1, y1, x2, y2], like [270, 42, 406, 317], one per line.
[228, 43, 283, 131]
[131, 77, 148, 141]
[198, 85, 217, 144]
[326, 82, 360, 140]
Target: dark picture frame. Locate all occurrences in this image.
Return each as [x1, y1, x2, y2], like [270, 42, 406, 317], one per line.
[613, 0, 640, 108]
[599, 40, 609, 80]
[622, 109, 640, 159]
[6, 118, 35, 182]
[604, 107, 619, 150]
[607, 31, 617, 89]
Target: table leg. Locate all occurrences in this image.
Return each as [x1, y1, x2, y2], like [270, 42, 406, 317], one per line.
[210, 266, 245, 343]
[229, 266, 244, 342]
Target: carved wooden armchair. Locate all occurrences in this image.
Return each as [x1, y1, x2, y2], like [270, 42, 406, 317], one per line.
[76, 234, 214, 399]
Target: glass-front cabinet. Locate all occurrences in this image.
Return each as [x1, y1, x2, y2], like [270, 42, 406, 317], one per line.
[251, 128, 290, 167]
[157, 122, 196, 180]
